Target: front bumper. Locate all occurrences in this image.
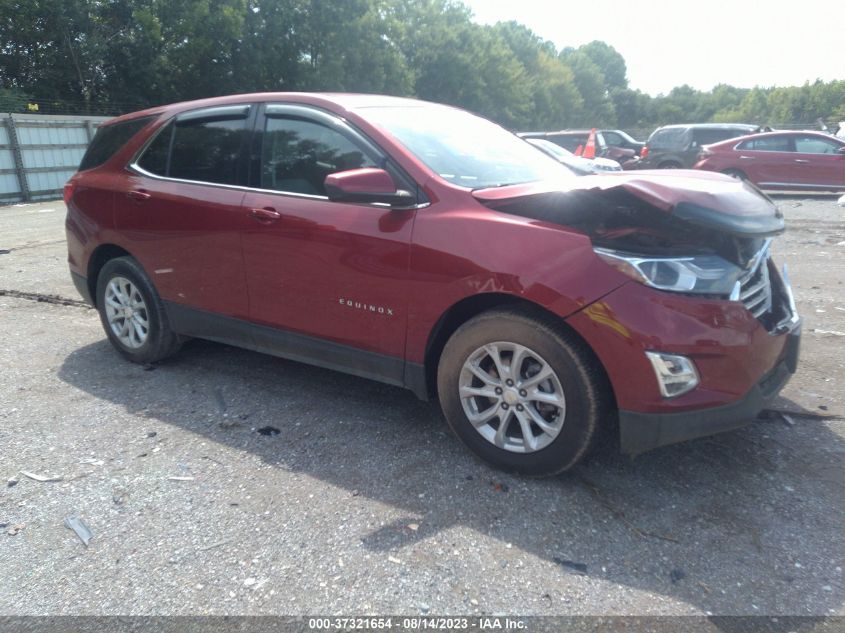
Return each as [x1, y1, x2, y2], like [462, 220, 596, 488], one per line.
[619, 323, 801, 456]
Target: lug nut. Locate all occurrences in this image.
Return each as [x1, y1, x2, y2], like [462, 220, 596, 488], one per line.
[517, 404, 524, 411]
[501, 403, 509, 410]
[495, 387, 503, 395]
[506, 379, 514, 386]
[519, 389, 527, 397]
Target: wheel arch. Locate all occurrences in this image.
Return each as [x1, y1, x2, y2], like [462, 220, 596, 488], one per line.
[420, 293, 616, 408]
[86, 244, 133, 308]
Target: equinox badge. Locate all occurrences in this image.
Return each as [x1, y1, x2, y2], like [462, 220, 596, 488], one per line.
[339, 298, 394, 316]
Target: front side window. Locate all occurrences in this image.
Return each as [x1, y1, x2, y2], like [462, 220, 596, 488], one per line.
[602, 131, 623, 145]
[135, 110, 249, 185]
[365, 105, 571, 189]
[260, 117, 376, 195]
[794, 136, 842, 154]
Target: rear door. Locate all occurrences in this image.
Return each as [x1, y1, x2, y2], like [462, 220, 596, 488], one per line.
[733, 135, 795, 186]
[239, 104, 418, 381]
[121, 105, 254, 326]
[791, 135, 845, 189]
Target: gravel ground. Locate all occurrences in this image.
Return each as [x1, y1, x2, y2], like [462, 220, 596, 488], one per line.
[0, 197, 843, 616]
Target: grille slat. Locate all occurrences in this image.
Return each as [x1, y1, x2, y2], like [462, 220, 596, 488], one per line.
[739, 245, 772, 320]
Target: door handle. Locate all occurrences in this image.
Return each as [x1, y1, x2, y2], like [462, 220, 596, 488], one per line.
[794, 159, 810, 163]
[249, 207, 281, 223]
[127, 189, 151, 202]
[739, 155, 755, 160]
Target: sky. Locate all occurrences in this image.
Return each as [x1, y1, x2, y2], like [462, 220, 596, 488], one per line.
[461, 0, 844, 96]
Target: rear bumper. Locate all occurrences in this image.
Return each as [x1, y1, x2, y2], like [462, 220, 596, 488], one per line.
[619, 324, 801, 456]
[70, 271, 93, 306]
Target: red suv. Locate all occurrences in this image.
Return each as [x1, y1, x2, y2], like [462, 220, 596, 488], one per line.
[65, 93, 801, 475]
[694, 130, 845, 191]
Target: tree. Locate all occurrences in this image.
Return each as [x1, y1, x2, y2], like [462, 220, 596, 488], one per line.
[578, 40, 627, 91]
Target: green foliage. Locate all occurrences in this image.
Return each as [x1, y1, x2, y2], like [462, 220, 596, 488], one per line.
[0, 88, 32, 112]
[0, 0, 842, 136]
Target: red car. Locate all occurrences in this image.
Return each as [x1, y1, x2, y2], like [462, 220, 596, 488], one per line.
[694, 130, 845, 191]
[65, 93, 801, 475]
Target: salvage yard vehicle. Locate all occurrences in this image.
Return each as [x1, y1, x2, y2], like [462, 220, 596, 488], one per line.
[65, 93, 801, 475]
[523, 137, 622, 175]
[637, 123, 762, 169]
[519, 129, 642, 164]
[693, 130, 845, 192]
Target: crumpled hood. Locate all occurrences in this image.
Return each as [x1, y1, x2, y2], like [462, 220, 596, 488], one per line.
[473, 169, 784, 237]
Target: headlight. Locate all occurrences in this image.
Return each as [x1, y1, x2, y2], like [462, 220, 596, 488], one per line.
[594, 247, 743, 295]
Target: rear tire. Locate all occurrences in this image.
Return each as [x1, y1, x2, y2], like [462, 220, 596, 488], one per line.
[95, 257, 181, 364]
[437, 309, 610, 476]
[658, 161, 683, 169]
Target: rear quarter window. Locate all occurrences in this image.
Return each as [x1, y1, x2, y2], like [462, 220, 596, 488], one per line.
[78, 116, 154, 171]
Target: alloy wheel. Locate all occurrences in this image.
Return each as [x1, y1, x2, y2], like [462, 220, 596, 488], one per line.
[458, 342, 566, 453]
[104, 276, 149, 349]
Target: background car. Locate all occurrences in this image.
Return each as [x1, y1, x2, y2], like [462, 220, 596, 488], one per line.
[694, 130, 845, 191]
[636, 123, 762, 169]
[524, 137, 622, 174]
[519, 129, 643, 163]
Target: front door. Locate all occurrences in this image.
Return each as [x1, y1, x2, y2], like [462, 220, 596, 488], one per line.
[240, 104, 418, 383]
[791, 135, 845, 189]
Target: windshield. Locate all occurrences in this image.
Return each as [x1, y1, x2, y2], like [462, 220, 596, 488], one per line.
[364, 105, 573, 189]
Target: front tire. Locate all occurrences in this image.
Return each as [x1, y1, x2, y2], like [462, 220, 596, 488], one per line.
[437, 309, 610, 476]
[95, 257, 181, 364]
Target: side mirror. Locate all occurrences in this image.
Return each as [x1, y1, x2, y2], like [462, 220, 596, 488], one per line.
[324, 168, 415, 207]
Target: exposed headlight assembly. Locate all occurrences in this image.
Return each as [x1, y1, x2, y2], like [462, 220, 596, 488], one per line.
[594, 247, 743, 296]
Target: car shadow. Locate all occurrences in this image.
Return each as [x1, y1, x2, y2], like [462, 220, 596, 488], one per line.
[58, 338, 844, 619]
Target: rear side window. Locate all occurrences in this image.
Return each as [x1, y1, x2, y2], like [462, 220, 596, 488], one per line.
[738, 136, 792, 152]
[261, 117, 376, 195]
[693, 128, 749, 145]
[169, 118, 248, 185]
[135, 107, 251, 185]
[79, 116, 153, 171]
[648, 128, 688, 150]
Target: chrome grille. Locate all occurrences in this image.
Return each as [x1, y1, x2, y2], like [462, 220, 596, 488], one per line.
[739, 253, 772, 319]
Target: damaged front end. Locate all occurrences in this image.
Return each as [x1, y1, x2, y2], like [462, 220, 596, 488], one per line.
[473, 172, 798, 334]
[474, 172, 802, 455]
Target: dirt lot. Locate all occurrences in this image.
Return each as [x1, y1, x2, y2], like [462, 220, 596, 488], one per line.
[0, 197, 843, 616]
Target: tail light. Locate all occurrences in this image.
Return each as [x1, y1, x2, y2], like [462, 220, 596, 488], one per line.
[641, 146, 649, 158]
[63, 180, 76, 205]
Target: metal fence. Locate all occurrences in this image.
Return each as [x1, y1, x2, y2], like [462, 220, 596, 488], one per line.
[1, 113, 110, 204]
